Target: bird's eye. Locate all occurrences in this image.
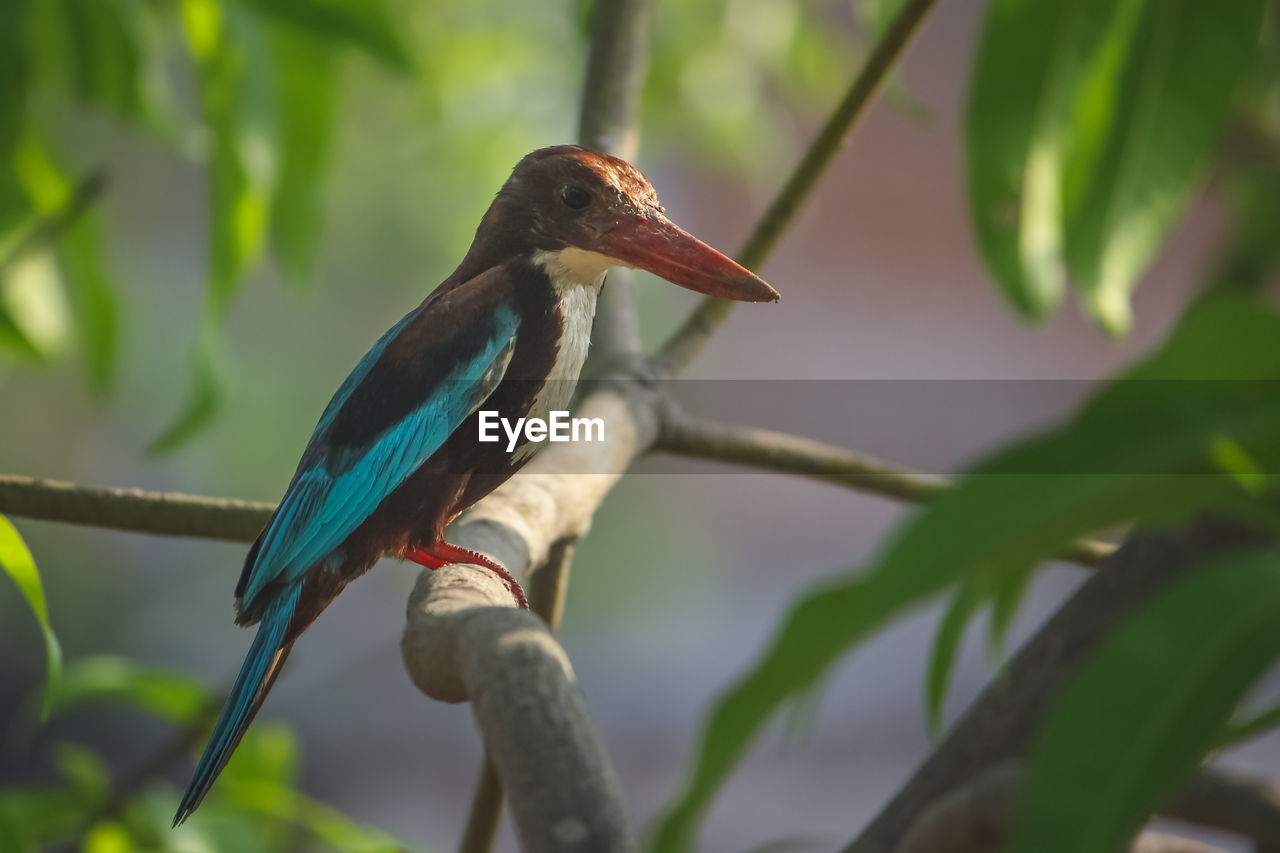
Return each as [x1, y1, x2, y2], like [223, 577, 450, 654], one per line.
[559, 184, 591, 211]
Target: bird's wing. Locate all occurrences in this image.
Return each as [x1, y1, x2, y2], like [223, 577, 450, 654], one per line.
[236, 267, 520, 609]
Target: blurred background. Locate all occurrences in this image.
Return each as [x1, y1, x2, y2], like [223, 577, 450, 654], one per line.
[1, 0, 1277, 850]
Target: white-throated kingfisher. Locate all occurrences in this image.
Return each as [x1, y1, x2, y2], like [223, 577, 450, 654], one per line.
[173, 145, 778, 824]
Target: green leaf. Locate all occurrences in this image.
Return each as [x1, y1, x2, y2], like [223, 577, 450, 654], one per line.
[154, 0, 274, 450]
[48, 0, 147, 120]
[0, 0, 27, 160]
[1007, 551, 1280, 853]
[7, 138, 118, 389]
[925, 577, 981, 736]
[965, 0, 1111, 319]
[654, 292, 1280, 851]
[51, 742, 110, 801]
[148, 329, 225, 454]
[1061, 0, 1267, 334]
[0, 250, 70, 360]
[269, 27, 339, 280]
[232, 0, 415, 72]
[47, 655, 210, 724]
[0, 515, 62, 719]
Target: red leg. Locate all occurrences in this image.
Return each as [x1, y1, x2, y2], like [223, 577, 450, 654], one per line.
[405, 541, 528, 609]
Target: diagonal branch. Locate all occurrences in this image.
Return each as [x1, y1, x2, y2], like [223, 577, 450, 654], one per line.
[653, 0, 940, 375]
[654, 409, 1116, 568]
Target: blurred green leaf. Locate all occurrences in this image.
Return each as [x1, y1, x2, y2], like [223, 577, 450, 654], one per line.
[1216, 697, 1280, 749]
[154, 0, 275, 451]
[654, 292, 1280, 851]
[270, 27, 338, 280]
[47, 0, 147, 120]
[0, 804, 28, 853]
[223, 779, 413, 852]
[7, 136, 118, 388]
[82, 821, 131, 853]
[967, 0, 1265, 331]
[0, 0, 27, 156]
[925, 576, 980, 735]
[51, 742, 110, 801]
[966, 0, 1104, 319]
[233, 0, 414, 72]
[1008, 550, 1280, 853]
[0, 250, 70, 360]
[0, 787, 92, 848]
[0, 514, 62, 720]
[148, 327, 225, 454]
[48, 655, 210, 724]
[1062, 0, 1267, 334]
[221, 723, 298, 787]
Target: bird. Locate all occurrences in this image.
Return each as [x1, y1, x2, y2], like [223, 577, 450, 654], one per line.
[172, 144, 779, 825]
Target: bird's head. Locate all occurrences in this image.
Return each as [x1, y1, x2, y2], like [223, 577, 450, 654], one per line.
[468, 145, 779, 302]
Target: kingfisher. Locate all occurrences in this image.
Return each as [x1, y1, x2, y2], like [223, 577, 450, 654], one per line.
[172, 145, 778, 824]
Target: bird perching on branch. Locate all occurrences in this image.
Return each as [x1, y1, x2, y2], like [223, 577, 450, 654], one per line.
[173, 145, 779, 824]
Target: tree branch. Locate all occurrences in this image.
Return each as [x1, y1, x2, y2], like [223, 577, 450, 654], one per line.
[652, 0, 940, 375]
[842, 517, 1271, 853]
[581, 0, 654, 365]
[653, 409, 1115, 568]
[895, 761, 1280, 853]
[400, 563, 636, 852]
[456, 536, 581, 852]
[0, 473, 270, 542]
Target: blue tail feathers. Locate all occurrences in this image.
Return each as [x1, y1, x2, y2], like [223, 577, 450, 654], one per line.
[173, 584, 302, 826]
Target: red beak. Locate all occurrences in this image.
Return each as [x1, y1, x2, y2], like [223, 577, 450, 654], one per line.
[600, 212, 779, 302]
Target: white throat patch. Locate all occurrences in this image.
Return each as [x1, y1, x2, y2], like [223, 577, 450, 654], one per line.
[516, 249, 609, 462]
[532, 247, 617, 291]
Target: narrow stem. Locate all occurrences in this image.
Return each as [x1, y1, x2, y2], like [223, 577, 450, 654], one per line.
[0, 473, 271, 542]
[653, 0, 940, 375]
[458, 757, 505, 853]
[655, 412, 1114, 569]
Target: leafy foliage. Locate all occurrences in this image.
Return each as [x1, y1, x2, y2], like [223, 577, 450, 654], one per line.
[967, 0, 1266, 332]
[1008, 550, 1280, 853]
[0, 514, 62, 718]
[654, 291, 1280, 851]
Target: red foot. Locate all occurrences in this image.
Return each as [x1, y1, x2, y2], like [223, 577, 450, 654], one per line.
[405, 542, 528, 609]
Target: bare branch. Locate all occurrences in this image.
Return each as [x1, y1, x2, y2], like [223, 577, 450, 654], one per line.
[0, 473, 270, 542]
[653, 0, 941, 375]
[401, 564, 635, 852]
[654, 410, 1115, 568]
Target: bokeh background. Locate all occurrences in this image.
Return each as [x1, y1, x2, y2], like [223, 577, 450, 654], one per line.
[2, 0, 1277, 850]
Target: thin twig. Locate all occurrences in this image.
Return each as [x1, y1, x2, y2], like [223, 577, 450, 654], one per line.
[653, 0, 940, 375]
[0, 473, 271, 541]
[458, 757, 504, 853]
[655, 411, 1115, 568]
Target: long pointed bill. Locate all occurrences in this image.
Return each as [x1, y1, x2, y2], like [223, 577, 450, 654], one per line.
[601, 214, 780, 302]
